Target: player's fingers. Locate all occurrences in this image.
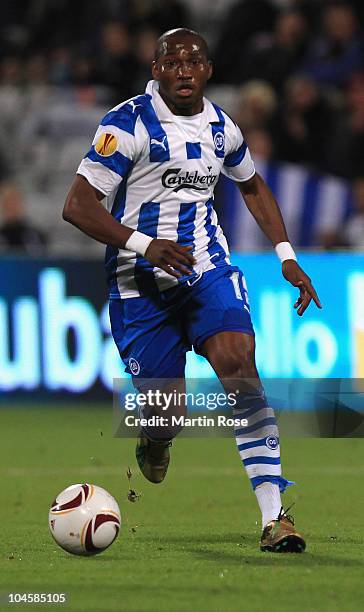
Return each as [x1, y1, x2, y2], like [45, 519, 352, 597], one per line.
[175, 252, 195, 266]
[297, 291, 311, 316]
[172, 244, 196, 264]
[296, 279, 322, 309]
[305, 282, 322, 309]
[159, 262, 181, 279]
[160, 255, 193, 277]
[166, 246, 194, 265]
[167, 257, 193, 276]
[178, 244, 193, 251]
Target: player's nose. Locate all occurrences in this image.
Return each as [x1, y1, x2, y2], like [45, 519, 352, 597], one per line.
[177, 62, 192, 77]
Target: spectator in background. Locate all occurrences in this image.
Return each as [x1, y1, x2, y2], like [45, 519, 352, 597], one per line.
[319, 177, 364, 249]
[271, 75, 335, 170]
[326, 71, 364, 178]
[235, 80, 277, 134]
[23, 53, 50, 111]
[133, 26, 159, 93]
[94, 21, 138, 105]
[71, 56, 96, 89]
[245, 129, 274, 162]
[342, 177, 364, 248]
[0, 56, 25, 173]
[28, 0, 105, 53]
[129, 0, 191, 35]
[302, 2, 364, 88]
[212, 0, 277, 84]
[0, 0, 32, 55]
[0, 183, 47, 253]
[241, 9, 310, 92]
[48, 47, 72, 86]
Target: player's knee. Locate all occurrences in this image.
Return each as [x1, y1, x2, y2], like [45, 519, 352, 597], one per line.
[213, 345, 256, 379]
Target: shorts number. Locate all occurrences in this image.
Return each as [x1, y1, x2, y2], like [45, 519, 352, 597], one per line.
[230, 272, 243, 300]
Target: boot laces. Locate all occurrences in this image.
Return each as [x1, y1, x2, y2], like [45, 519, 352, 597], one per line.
[277, 503, 295, 525]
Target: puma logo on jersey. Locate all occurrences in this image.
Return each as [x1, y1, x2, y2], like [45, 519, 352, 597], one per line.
[151, 135, 168, 151]
[129, 100, 142, 113]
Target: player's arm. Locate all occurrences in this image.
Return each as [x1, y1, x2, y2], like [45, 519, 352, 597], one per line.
[63, 175, 133, 246]
[63, 175, 195, 278]
[237, 173, 322, 316]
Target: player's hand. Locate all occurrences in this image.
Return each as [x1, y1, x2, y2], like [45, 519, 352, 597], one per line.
[145, 239, 196, 278]
[282, 260, 322, 316]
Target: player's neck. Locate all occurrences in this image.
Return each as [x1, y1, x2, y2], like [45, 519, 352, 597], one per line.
[158, 89, 203, 116]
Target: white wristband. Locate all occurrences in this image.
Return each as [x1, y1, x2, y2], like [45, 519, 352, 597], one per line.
[275, 241, 297, 263]
[125, 231, 154, 256]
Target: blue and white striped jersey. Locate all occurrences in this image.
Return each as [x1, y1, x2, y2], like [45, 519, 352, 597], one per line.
[77, 80, 255, 298]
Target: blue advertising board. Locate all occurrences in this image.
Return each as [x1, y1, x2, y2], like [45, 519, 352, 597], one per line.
[0, 253, 363, 398]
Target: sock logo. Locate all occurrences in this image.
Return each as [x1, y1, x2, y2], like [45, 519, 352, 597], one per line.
[265, 435, 279, 450]
[129, 358, 140, 376]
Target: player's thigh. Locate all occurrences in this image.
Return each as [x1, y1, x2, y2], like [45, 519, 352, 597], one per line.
[109, 297, 188, 382]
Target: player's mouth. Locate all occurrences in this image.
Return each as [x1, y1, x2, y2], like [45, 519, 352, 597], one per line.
[176, 83, 195, 97]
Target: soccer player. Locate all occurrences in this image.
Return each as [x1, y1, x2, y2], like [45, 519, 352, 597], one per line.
[63, 28, 321, 553]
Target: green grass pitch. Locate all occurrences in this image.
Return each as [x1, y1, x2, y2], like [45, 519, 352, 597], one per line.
[1, 405, 363, 611]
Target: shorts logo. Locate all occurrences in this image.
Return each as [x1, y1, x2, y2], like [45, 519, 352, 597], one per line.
[95, 133, 118, 156]
[213, 131, 225, 151]
[265, 435, 279, 450]
[129, 358, 140, 376]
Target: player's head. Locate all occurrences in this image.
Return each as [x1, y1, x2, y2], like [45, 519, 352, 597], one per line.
[152, 28, 213, 114]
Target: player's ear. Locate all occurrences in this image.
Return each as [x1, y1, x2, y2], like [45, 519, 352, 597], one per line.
[207, 60, 213, 81]
[152, 60, 159, 80]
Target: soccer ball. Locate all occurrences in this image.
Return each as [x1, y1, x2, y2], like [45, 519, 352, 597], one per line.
[49, 483, 121, 556]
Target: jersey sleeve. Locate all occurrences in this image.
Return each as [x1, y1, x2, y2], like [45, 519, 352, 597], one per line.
[77, 112, 136, 196]
[221, 122, 255, 182]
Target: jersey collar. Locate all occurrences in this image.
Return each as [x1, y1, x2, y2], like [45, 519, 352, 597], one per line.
[145, 80, 220, 126]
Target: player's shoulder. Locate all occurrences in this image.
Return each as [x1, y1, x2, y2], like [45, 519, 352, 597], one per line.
[205, 97, 242, 154]
[100, 93, 152, 136]
[205, 97, 239, 132]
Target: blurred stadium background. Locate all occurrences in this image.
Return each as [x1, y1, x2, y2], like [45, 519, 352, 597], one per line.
[0, 0, 364, 395]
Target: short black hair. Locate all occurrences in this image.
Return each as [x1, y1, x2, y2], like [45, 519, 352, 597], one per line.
[154, 28, 210, 61]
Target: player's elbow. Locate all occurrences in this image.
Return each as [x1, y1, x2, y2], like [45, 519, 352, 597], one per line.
[238, 172, 260, 196]
[62, 194, 81, 224]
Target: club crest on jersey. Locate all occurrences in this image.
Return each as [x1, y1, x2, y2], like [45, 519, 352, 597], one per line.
[213, 131, 225, 151]
[162, 168, 217, 192]
[95, 133, 118, 157]
[265, 435, 279, 450]
[129, 358, 140, 376]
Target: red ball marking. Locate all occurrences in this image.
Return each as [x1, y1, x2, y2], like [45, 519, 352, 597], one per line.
[51, 490, 83, 512]
[84, 514, 120, 554]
